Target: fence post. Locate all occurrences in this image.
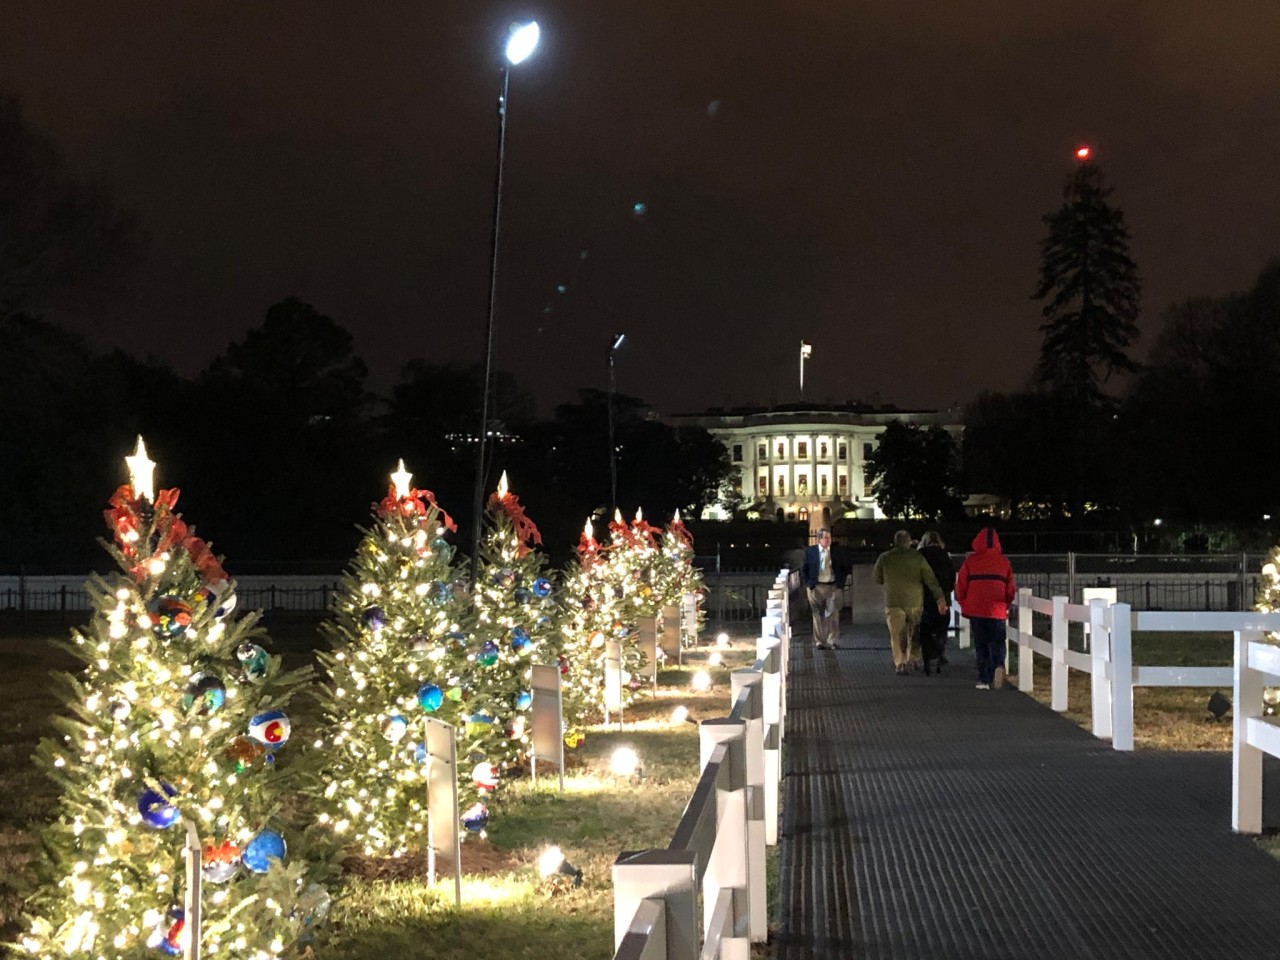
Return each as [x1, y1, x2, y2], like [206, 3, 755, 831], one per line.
[699, 719, 749, 956]
[1017, 587, 1033, 693]
[612, 849, 698, 959]
[1089, 599, 1112, 739]
[1110, 603, 1134, 751]
[1232, 630, 1265, 833]
[729, 671, 767, 943]
[757, 643, 783, 845]
[953, 599, 970, 649]
[1067, 551, 1076, 602]
[1240, 552, 1249, 611]
[1051, 596, 1068, 712]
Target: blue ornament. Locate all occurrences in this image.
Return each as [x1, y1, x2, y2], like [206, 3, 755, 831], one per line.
[433, 581, 452, 603]
[138, 783, 179, 829]
[446, 631, 467, 651]
[149, 906, 184, 955]
[361, 606, 386, 631]
[195, 580, 236, 620]
[413, 742, 428, 764]
[513, 587, 533, 605]
[533, 577, 553, 598]
[515, 690, 532, 710]
[535, 613, 552, 628]
[477, 640, 500, 666]
[417, 683, 444, 712]
[461, 801, 489, 833]
[467, 711, 495, 725]
[241, 829, 287, 874]
[510, 627, 531, 653]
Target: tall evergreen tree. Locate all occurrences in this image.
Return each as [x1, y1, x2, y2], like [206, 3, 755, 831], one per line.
[1033, 154, 1142, 402]
[22, 439, 327, 960]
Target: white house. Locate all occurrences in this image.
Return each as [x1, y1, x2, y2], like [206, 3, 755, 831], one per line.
[668, 403, 963, 531]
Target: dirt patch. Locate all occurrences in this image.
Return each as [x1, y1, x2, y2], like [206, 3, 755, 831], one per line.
[343, 838, 525, 881]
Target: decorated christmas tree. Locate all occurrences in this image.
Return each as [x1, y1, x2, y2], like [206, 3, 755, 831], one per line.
[651, 509, 704, 613]
[314, 460, 473, 856]
[606, 508, 663, 623]
[467, 472, 559, 782]
[557, 515, 652, 725]
[22, 438, 326, 960]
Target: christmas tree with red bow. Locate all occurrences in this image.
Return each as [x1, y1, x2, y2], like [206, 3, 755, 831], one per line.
[313, 460, 474, 855]
[21, 437, 326, 960]
[652, 508, 704, 615]
[466, 472, 560, 785]
[559, 516, 647, 727]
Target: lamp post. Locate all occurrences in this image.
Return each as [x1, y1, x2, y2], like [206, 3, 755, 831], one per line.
[470, 20, 541, 582]
[607, 332, 626, 514]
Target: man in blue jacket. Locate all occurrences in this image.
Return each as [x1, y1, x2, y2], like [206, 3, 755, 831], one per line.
[801, 528, 851, 649]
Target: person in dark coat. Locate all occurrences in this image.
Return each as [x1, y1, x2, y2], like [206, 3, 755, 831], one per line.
[801, 528, 852, 649]
[916, 531, 956, 675]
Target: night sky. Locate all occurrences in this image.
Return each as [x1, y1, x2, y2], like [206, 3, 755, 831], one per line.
[3, 1, 1278, 417]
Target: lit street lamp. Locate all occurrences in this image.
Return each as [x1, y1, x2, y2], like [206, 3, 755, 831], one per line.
[470, 20, 541, 582]
[607, 332, 626, 514]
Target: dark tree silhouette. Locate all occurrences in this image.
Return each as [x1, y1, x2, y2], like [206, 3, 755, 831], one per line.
[1033, 158, 1141, 403]
[865, 421, 962, 521]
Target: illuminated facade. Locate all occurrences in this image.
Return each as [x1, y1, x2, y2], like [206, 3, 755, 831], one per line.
[669, 404, 963, 529]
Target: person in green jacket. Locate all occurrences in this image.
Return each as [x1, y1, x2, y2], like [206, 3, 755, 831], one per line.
[873, 529, 949, 675]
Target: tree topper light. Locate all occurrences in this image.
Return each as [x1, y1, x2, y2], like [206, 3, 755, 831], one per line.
[390, 459, 413, 500]
[125, 435, 156, 502]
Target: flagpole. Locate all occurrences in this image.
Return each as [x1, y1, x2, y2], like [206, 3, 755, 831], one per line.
[799, 341, 812, 399]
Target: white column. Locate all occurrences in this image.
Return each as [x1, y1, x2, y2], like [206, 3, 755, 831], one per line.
[1017, 587, 1033, 693]
[1110, 603, 1134, 751]
[1051, 596, 1068, 712]
[1089, 600, 1112, 739]
[1232, 630, 1266, 833]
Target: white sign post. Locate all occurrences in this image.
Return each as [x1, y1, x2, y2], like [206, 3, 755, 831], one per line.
[182, 821, 202, 960]
[424, 716, 462, 907]
[660, 604, 682, 665]
[530, 663, 565, 791]
[637, 616, 659, 695]
[681, 592, 700, 647]
[603, 638, 624, 730]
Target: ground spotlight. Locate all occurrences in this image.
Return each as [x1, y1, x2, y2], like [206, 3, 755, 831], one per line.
[691, 669, 712, 692]
[537, 845, 583, 888]
[610, 746, 640, 777]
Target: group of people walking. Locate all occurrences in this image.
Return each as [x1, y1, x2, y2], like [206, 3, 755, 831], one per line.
[801, 525, 1016, 690]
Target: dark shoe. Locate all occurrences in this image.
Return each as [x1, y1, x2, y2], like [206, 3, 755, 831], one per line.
[938, 655, 949, 667]
[816, 642, 830, 650]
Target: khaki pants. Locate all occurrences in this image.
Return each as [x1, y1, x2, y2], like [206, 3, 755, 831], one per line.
[885, 607, 923, 667]
[807, 583, 841, 646]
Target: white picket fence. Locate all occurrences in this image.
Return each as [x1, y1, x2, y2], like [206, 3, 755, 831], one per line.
[612, 569, 792, 960]
[1007, 587, 1280, 832]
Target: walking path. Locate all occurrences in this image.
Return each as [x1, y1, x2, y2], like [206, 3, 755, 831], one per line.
[774, 611, 1280, 959]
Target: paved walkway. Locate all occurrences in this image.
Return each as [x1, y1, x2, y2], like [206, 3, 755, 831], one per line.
[774, 613, 1280, 960]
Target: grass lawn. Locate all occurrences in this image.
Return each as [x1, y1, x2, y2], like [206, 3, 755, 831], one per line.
[1019, 627, 1237, 750]
[0, 612, 769, 958]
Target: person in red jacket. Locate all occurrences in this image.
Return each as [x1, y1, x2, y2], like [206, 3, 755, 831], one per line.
[954, 527, 1016, 690]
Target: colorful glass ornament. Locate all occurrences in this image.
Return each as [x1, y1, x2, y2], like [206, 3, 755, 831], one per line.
[505, 716, 526, 739]
[564, 729, 585, 749]
[147, 906, 184, 955]
[247, 709, 290, 748]
[236, 642, 269, 681]
[431, 537, 453, 558]
[514, 690, 532, 710]
[225, 736, 267, 772]
[201, 840, 241, 884]
[513, 587, 533, 605]
[433, 580, 452, 603]
[472, 761, 499, 792]
[446, 631, 467, 652]
[181, 673, 225, 715]
[194, 579, 236, 620]
[417, 683, 444, 712]
[382, 712, 408, 741]
[361, 605, 386, 631]
[149, 596, 193, 638]
[138, 783, 179, 829]
[461, 801, 489, 833]
[241, 829, 286, 874]
[533, 577, 553, 598]
[509, 627, 531, 653]
[477, 640, 500, 666]
[408, 633, 430, 660]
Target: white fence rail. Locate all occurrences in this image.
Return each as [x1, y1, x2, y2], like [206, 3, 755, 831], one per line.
[612, 569, 792, 960]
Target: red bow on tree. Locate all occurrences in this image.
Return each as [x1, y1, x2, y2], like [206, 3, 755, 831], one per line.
[377, 485, 458, 533]
[489, 486, 542, 557]
[669, 516, 694, 549]
[104, 486, 191, 581]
